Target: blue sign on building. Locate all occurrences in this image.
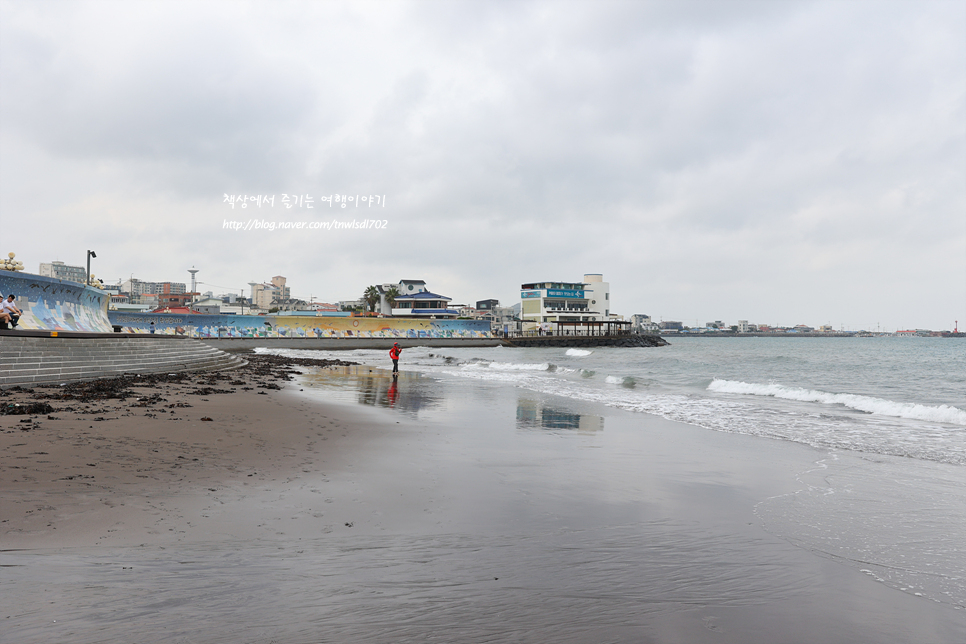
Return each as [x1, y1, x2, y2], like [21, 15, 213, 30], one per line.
[546, 289, 584, 298]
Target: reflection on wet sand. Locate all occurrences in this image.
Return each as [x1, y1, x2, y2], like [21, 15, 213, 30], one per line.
[302, 365, 441, 417]
[516, 398, 603, 433]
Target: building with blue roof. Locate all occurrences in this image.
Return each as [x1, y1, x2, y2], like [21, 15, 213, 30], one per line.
[376, 279, 460, 318]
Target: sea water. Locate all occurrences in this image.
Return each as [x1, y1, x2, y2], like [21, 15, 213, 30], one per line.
[261, 336, 966, 609]
[261, 337, 965, 464]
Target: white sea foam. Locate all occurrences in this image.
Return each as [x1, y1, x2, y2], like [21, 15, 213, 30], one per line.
[463, 361, 552, 372]
[565, 349, 593, 357]
[432, 364, 965, 465]
[281, 344, 966, 465]
[708, 379, 966, 426]
[604, 375, 636, 387]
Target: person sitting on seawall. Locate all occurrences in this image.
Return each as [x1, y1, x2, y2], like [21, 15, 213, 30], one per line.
[1, 294, 22, 329]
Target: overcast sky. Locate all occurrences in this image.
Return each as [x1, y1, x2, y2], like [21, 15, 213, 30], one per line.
[1, 0, 963, 331]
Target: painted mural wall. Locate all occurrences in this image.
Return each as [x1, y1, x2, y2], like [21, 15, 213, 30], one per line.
[0, 272, 112, 332]
[108, 311, 493, 339]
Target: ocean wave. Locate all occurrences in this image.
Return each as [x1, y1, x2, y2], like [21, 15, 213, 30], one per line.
[565, 349, 593, 357]
[463, 361, 553, 372]
[605, 375, 636, 388]
[708, 379, 966, 426]
[432, 366, 965, 465]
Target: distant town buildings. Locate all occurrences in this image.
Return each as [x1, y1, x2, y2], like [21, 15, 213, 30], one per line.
[117, 278, 189, 307]
[631, 314, 659, 333]
[251, 276, 291, 310]
[39, 261, 87, 284]
[71, 262, 954, 335]
[463, 299, 522, 333]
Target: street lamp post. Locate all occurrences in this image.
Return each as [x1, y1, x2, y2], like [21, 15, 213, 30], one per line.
[248, 281, 258, 314]
[86, 250, 96, 286]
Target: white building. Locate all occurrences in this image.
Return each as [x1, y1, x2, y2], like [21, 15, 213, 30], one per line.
[396, 279, 427, 295]
[631, 314, 659, 332]
[373, 279, 459, 317]
[378, 279, 426, 315]
[191, 297, 224, 314]
[391, 290, 458, 317]
[520, 274, 610, 324]
[251, 276, 291, 310]
[39, 261, 87, 284]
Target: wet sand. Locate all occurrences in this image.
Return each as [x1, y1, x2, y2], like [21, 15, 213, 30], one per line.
[1, 355, 367, 550]
[2, 359, 963, 643]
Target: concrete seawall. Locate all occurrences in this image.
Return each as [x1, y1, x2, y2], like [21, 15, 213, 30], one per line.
[200, 337, 505, 350]
[0, 273, 243, 386]
[109, 311, 495, 340]
[0, 272, 111, 332]
[0, 332, 245, 387]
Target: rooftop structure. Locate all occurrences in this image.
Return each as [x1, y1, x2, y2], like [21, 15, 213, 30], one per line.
[397, 280, 427, 294]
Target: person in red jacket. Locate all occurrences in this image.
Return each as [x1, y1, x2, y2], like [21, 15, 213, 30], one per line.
[389, 342, 401, 376]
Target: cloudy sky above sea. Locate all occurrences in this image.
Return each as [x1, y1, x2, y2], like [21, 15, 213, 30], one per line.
[1, 0, 963, 331]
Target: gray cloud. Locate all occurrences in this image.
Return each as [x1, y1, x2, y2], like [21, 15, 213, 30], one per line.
[1, 0, 962, 330]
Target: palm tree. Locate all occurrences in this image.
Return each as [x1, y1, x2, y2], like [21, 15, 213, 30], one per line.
[363, 285, 380, 313]
[384, 286, 399, 314]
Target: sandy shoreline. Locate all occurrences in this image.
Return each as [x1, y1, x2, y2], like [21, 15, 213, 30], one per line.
[0, 354, 376, 550]
[2, 355, 964, 643]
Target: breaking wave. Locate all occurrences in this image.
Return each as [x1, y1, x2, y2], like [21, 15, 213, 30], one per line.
[605, 375, 636, 388]
[565, 349, 593, 357]
[708, 379, 966, 426]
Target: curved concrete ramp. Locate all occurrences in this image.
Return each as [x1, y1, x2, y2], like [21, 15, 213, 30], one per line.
[0, 333, 246, 387]
[0, 272, 111, 332]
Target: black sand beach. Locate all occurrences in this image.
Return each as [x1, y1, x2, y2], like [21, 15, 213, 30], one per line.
[2, 356, 963, 643]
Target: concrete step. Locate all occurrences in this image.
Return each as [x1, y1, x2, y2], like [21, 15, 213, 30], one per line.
[0, 336, 246, 387]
